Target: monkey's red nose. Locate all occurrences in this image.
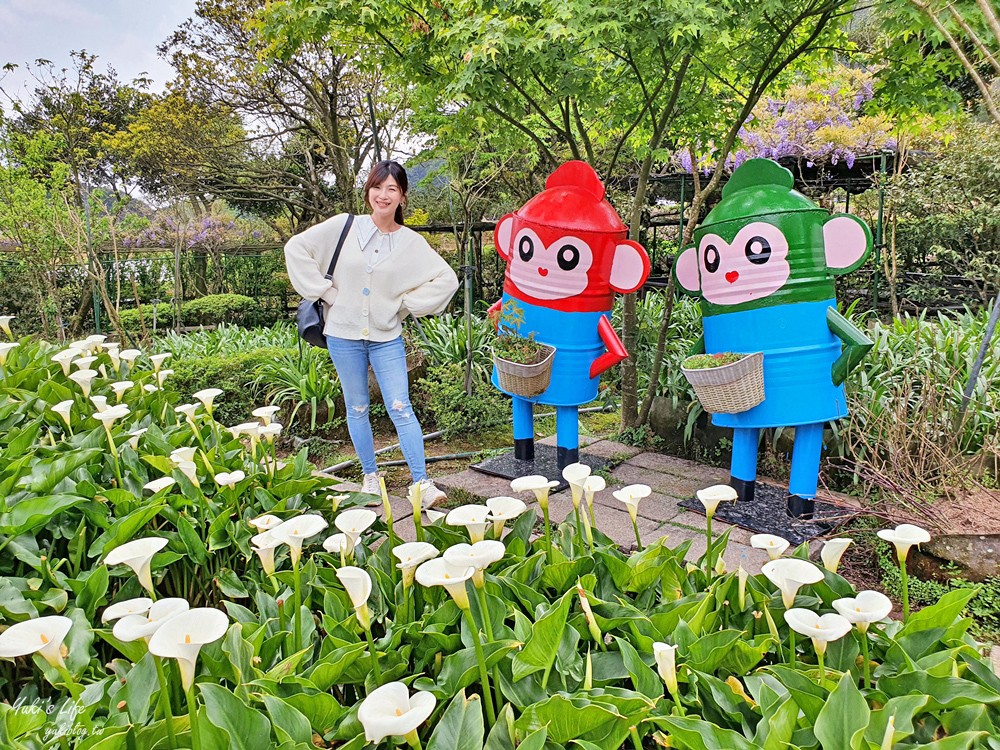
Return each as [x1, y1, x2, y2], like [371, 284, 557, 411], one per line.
[725, 271, 739, 284]
[538, 267, 549, 277]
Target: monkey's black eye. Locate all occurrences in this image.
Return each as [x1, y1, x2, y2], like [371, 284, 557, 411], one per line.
[745, 236, 771, 265]
[518, 236, 534, 262]
[703, 244, 720, 273]
[557, 244, 580, 271]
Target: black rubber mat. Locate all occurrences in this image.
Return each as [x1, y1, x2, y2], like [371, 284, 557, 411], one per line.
[471, 444, 612, 492]
[678, 481, 849, 545]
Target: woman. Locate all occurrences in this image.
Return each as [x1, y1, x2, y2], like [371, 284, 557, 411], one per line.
[284, 160, 459, 505]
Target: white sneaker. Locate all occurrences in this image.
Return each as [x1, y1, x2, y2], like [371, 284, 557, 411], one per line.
[360, 472, 381, 495]
[418, 479, 447, 509]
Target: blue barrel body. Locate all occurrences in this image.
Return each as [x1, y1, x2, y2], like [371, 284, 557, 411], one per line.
[704, 298, 846, 428]
[491, 294, 607, 407]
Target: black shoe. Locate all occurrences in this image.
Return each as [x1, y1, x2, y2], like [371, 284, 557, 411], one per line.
[514, 438, 534, 461]
[787, 494, 815, 520]
[729, 476, 755, 503]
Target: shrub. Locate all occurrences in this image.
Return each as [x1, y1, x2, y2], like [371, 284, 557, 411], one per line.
[253, 346, 341, 431]
[413, 363, 509, 437]
[181, 293, 256, 326]
[415, 312, 493, 382]
[119, 302, 175, 334]
[165, 346, 287, 424]
[155, 322, 297, 359]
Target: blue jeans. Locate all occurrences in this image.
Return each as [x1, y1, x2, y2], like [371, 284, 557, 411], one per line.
[326, 336, 427, 481]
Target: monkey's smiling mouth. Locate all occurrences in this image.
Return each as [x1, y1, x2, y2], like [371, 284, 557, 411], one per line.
[537, 267, 549, 277]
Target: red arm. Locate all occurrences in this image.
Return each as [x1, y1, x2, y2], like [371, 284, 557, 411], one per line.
[590, 316, 628, 378]
[486, 299, 501, 331]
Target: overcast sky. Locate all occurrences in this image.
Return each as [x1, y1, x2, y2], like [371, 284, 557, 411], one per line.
[0, 0, 196, 100]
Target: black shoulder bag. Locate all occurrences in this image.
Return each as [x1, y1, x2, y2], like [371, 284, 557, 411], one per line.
[296, 214, 354, 349]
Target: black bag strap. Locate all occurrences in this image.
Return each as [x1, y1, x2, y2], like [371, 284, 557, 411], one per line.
[324, 213, 355, 280]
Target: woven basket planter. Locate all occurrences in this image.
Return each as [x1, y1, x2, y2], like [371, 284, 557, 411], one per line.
[493, 344, 556, 398]
[681, 352, 765, 414]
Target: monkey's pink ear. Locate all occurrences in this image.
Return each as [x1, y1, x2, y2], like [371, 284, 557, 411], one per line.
[494, 214, 516, 261]
[823, 214, 872, 275]
[609, 240, 651, 293]
[673, 246, 701, 294]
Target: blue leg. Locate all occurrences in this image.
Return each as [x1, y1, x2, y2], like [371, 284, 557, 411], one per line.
[513, 397, 534, 461]
[555, 405, 579, 469]
[730, 427, 760, 503]
[788, 422, 824, 519]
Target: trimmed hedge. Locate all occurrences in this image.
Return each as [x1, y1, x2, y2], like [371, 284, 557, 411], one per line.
[119, 294, 257, 333]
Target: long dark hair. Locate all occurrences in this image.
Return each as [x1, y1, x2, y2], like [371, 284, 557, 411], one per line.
[363, 160, 408, 225]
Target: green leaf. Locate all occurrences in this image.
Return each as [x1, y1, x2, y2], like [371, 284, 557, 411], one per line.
[262, 695, 313, 745]
[650, 716, 756, 750]
[0, 494, 89, 534]
[426, 690, 484, 750]
[814, 672, 869, 750]
[26, 448, 102, 493]
[512, 589, 573, 682]
[614, 637, 661, 699]
[879, 671, 1000, 710]
[515, 695, 627, 745]
[201, 683, 272, 750]
[899, 587, 978, 635]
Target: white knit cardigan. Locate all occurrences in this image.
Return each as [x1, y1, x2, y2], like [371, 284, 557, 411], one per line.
[285, 214, 459, 342]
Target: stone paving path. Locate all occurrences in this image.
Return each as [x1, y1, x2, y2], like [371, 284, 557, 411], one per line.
[330, 435, 857, 574]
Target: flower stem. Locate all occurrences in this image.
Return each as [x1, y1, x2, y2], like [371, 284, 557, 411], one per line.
[631, 517, 643, 552]
[292, 558, 303, 653]
[705, 514, 714, 576]
[788, 629, 797, 669]
[153, 657, 178, 749]
[186, 684, 202, 750]
[816, 648, 825, 680]
[860, 631, 871, 690]
[629, 726, 643, 749]
[462, 608, 496, 726]
[404, 729, 423, 750]
[474, 584, 503, 717]
[899, 559, 910, 622]
[364, 626, 383, 689]
[541, 504, 553, 565]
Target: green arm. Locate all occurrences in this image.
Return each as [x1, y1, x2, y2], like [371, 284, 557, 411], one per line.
[686, 335, 706, 357]
[827, 307, 873, 386]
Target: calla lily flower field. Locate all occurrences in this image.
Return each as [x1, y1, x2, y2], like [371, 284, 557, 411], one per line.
[0, 334, 999, 749]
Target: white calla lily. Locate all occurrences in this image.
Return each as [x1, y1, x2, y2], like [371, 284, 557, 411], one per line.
[113, 598, 191, 644]
[821, 537, 853, 573]
[213, 470, 245, 489]
[336, 565, 373, 628]
[612, 484, 651, 522]
[0, 341, 18, 365]
[783, 608, 853, 656]
[750, 533, 790, 561]
[486, 496, 527, 536]
[761, 558, 824, 609]
[358, 681, 436, 745]
[392, 542, 440, 587]
[69, 369, 98, 397]
[249, 514, 282, 531]
[877, 524, 930, 562]
[90, 395, 108, 413]
[110, 381, 134, 401]
[250, 531, 282, 576]
[143, 477, 176, 494]
[446, 504, 491, 543]
[155, 369, 173, 386]
[94, 404, 130, 427]
[832, 591, 893, 633]
[52, 400, 73, 426]
[52, 349, 80, 375]
[259, 423, 282, 442]
[582, 475, 606, 516]
[444, 540, 504, 588]
[119, 349, 141, 366]
[322, 533, 351, 556]
[147, 607, 228, 690]
[127, 428, 147, 449]
[0, 315, 14, 339]
[143, 384, 159, 394]
[105, 536, 168, 594]
[334, 508, 377, 552]
[101, 597, 153, 624]
[415, 557, 475, 610]
[176, 461, 199, 486]
[192, 388, 223, 415]
[510, 474, 559, 510]
[170, 447, 198, 465]
[149, 353, 171, 372]
[0, 615, 73, 668]
[562, 462, 591, 509]
[252, 405, 281, 425]
[652, 642, 679, 696]
[270, 514, 329, 565]
[696, 484, 737, 519]
[73, 355, 98, 370]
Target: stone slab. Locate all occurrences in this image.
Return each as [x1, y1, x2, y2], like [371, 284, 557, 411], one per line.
[582, 439, 643, 461]
[609, 463, 711, 500]
[628, 452, 729, 483]
[434, 469, 516, 503]
[538, 433, 601, 448]
[590, 505, 663, 549]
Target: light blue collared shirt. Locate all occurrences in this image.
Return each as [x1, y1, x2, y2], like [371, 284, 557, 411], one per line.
[356, 215, 399, 269]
